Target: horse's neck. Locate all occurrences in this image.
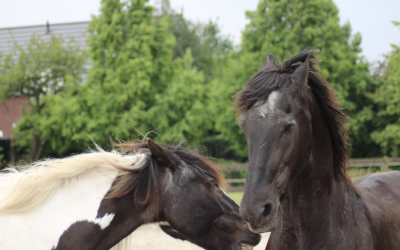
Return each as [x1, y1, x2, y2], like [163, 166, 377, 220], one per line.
[296, 98, 352, 198]
[0, 169, 121, 250]
[279, 106, 368, 248]
[85, 195, 155, 250]
[286, 150, 356, 232]
[54, 171, 159, 249]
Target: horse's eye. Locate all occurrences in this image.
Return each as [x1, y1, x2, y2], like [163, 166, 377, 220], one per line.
[285, 124, 294, 132]
[209, 179, 220, 189]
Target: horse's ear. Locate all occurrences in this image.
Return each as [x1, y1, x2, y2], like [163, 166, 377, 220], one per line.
[292, 55, 309, 84]
[263, 53, 276, 67]
[147, 139, 180, 169]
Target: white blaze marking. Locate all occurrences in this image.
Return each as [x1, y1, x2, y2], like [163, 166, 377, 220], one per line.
[257, 91, 281, 119]
[94, 213, 115, 229]
[221, 188, 228, 196]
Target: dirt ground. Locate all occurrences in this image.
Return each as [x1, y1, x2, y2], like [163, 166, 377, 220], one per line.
[118, 223, 270, 250]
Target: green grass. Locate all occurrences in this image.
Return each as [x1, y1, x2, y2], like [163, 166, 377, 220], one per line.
[227, 192, 244, 205]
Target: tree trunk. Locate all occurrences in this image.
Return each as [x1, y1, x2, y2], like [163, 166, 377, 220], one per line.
[10, 139, 16, 166]
[30, 129, 40, 162]
[35, 139, 47, 161]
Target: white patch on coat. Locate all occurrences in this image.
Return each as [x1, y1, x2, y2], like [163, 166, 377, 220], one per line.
[94, 213, 115, 229]
[256, 91, 281, 119]
[0, 169, 119, 250]
[221, 188, 228, 196]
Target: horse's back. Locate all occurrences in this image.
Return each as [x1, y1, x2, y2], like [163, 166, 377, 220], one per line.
[355, 171, 400, 249]
[0, 170, 118, 250]
[0, 176, 43, 249]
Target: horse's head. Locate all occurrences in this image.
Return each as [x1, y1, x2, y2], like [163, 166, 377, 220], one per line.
[147, 139, 261, 250]
[236, 52, 318, 233]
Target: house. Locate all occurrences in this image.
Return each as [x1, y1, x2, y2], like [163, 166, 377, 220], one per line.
[0, 96, 29, 139]
[0, 21, 89, 165]
[0, 21, 89, 56]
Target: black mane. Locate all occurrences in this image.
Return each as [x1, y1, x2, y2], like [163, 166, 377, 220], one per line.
[234, 50, 319, 115]
[105, 142, 226, 206]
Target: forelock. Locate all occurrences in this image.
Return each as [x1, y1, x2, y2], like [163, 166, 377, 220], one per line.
[234, 50, 319, 115]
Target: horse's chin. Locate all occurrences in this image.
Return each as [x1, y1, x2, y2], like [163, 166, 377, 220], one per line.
[236, 230, 261, 250]
[248, 214, 278, 233]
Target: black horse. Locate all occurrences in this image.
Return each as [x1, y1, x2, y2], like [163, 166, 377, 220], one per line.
[235, 50, 400, 249]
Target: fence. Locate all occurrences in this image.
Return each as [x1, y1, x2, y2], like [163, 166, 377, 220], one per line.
[222, 157, 400, 192]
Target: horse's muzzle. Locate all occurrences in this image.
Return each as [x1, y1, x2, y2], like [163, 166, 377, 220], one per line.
[240, 200, 279, 233]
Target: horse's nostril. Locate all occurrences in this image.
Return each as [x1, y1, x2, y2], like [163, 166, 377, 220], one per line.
[263, 203, 273, 218]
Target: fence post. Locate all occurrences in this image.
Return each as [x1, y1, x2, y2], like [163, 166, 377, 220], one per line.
[382, 156, 389, 172]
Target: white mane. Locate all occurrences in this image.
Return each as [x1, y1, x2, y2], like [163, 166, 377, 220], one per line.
[0, 147, 165, 250]
[0, 148, 149, 215]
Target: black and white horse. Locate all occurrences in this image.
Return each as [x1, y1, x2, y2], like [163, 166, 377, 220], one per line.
[0, 139, 260, 250]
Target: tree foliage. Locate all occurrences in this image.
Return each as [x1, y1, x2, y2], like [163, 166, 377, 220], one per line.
[0, 34, 87, 161]
[3, 0, 397, 162]
[371, 21, 400, 156]
[210, 0, 380, 157]
[40, 0, 224, 155]
[39, 0, 173, 154]
[147, 49, 211, 143]
[163, 1, 234, 83]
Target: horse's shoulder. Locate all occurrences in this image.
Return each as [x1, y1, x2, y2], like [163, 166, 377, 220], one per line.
[355, 172, 400, 249]
[354, 171, 400, 213]
[354, 171, 400, 211]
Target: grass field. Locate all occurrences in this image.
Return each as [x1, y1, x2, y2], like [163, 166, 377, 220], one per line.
[227, 191, 244, 205]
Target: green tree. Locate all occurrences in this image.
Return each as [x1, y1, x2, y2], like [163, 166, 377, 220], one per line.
[40, 0, 177, 155]
[147, 49, 211, 144]
[210, 0, 380, 157]
[153, 1, 237, 156]
[371, 21, 400, 156]
[208, 52, 249, 157]
[199, 20, 235, 82]
[0, 34, 87, 161]
[83, 0, 176, 143]
[40, 0, 237, 156]
[158, 0, 234, 83]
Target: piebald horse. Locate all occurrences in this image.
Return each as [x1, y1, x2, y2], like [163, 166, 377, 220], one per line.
[236, 51, 400, 249]
[0, 139, 260, 250]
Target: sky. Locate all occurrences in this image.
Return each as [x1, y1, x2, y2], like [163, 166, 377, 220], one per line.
[0, 0, 399, 63]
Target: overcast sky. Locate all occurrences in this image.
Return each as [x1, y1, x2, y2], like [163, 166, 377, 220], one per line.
[1, 0, 399, 62]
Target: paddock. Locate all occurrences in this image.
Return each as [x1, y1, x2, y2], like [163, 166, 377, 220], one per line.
[119, 223, 270, 250]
